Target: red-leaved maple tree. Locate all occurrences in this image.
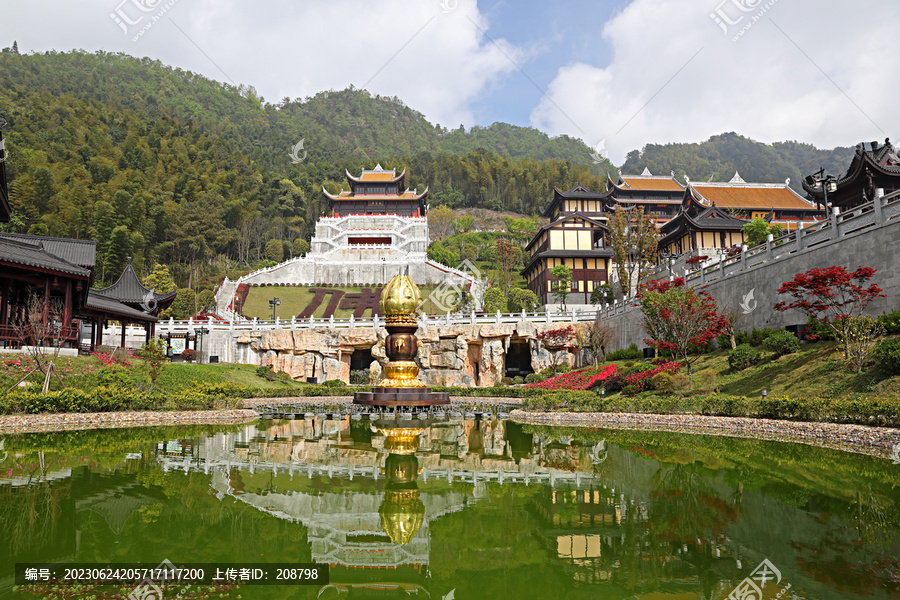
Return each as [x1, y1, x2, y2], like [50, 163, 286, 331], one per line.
[536, 326, 576, 374]
[773, 266, 885, 356]
[639, 279, 726, 381]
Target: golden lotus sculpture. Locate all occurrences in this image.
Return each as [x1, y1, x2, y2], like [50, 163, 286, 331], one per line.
[352, 270, 449, 406]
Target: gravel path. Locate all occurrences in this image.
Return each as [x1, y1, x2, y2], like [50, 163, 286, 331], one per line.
[0, 409, 259, 434]
[511, 409, 900, 459]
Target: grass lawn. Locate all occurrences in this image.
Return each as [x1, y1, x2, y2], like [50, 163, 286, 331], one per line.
[241, 284, 446, 320]
[593, 338, 900, 399]
[0, 353, 309, 396]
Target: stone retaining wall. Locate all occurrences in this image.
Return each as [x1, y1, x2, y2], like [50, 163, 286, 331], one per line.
[249, 321, 588, 387]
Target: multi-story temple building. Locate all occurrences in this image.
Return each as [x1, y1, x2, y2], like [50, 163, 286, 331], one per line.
[658, 173, 823, 257]
[525, 174, 685, 306]
[540, 169, 684, 224]
[323, 164, 428, 218]
[216, 165, 478, 315]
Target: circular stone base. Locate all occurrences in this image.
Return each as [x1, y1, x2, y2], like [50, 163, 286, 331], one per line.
[353, 387, 450, 407]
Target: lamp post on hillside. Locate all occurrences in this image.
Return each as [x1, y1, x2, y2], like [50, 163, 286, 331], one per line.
[269, 297, 280, 321]
[809, 168, 837, 219]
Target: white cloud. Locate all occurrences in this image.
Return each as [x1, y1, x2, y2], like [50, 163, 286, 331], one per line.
[530, 0, 900, 165]
[5, 0, 522, 130]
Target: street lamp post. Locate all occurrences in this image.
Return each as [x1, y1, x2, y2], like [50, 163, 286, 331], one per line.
[660, 251, 679, 279]
[809, 167, 837, 219]
[268, 297, 281, 321]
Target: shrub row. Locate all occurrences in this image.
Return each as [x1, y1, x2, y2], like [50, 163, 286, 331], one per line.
[521, 391, 900, 426]
[606, 343, 643, 361]
[0, 383, 245, 415]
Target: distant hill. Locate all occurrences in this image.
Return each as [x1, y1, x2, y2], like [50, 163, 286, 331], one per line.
[0, 49, 609, 294]
[620, 132, 856, 188]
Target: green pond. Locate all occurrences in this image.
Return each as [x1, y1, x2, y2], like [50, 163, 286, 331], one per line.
[1, 416, 899, 599]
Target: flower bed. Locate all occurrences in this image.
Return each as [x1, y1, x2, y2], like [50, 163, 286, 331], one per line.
[624, 361, 681, 391]
[525, 364, 617, 391]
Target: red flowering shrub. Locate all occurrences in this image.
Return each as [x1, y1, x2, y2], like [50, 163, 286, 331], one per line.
[91, 351, 131, 368]
[524, 364, 617, 391]
[624, 361, 681, 391]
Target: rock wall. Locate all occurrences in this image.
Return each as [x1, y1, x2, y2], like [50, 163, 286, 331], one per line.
[246, 321, 588, 387]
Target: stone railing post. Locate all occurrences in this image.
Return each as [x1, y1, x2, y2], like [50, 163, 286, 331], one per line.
[252, 317, 258, 331]
[470, 310, 476, 325]
[796, 222, 806, 251]
[495, 310, 501, 324]
[831, 207, 841, 239]
[570, 306, 576, 322]
[291, 315, 296, 330]
[349, 314, 355, 327]
[874, 193, 884, 223]
[740, 245, 748, 271]
[275, 316, 280, 328]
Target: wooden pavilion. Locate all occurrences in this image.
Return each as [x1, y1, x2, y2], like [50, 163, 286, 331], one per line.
[0, 121, 173, 351]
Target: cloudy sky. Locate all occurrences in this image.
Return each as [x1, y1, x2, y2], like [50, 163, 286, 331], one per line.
[2, 0, 897, 163]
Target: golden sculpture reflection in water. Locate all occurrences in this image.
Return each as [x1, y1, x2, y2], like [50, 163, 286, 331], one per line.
[378, 426, 426, 546]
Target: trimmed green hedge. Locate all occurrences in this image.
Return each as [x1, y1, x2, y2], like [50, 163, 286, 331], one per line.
[0, 383, 245, 415]
[521, 390, 900, 427]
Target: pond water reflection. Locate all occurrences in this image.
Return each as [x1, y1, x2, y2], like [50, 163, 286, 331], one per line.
[1, 416, 899, 599]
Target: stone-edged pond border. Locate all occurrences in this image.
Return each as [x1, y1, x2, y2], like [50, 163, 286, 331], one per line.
[511, 410, 900, 460]
[1, 395, 897, 463]
[0, 409, 259, 434]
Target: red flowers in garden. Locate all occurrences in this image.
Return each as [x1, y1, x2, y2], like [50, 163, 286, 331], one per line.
[525, 364, 617, 390]
[624, 361, 681, 391]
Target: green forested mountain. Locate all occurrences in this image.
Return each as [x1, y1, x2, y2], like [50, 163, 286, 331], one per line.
[0, 50, 610, 296]
[0, 49, 859, 307]
[620, 132, 856, 187]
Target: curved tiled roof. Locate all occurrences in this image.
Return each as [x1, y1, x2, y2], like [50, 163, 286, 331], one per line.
[0, 236, 91, 278]
[85, 291, 159, 322]
[0, 233, 96, 268]
[345, 164, 406, 183]
[803, 138, 900, 199]
[617, 176, 685, 192]
[94, 260, 176, 308]
[688, 182, 816, 210]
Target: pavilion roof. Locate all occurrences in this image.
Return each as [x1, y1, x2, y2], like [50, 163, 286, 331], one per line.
[688, 176, 815, 210]
[346, 164, 406, 183]
[0, 236, 91, 278]
[94, 259, 176, 308]
[0, 233, 97, 268]
[616, 174, 685, 192]
[85, 291, 159, 322]
[323, 188, 427, 201]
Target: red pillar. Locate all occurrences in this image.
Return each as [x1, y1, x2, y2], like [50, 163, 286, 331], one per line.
[62, 279, 72, 346]
[42, 279, 50, 341]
